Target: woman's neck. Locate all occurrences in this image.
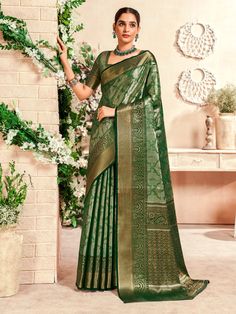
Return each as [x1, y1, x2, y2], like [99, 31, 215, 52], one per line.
[116, 42, 134, 51]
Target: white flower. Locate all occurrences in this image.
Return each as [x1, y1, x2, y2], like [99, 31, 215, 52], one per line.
[42, 68, 50, 77]
[54, 70, 64, 80]
[68, 126, 76, 145]
[78, 187, 86, 199]
[75, 54, 84, 64]
[54, 70, 66, 87]
[0, 19, 17, 30]
[90, 99, 99, 111]
[24, 47, 39, 59]
[81, 73, 86, 80]
[58, 24, 67, 33]
[21, 142, 36, 150]
[31, 128, 78, 167]
[57, 0, 68, 8]
[67, 42, 74, 49]
[0, 205, 21, 225]
[33, 153, 51, 164]
[86, 121, 92, 129]
[62, 33, 68, 43]
[5, 129, 18, 145]
[78, 157, 88, 168]
[67, 117, 72, 124]
[15, 107, 23, 119]
[37, 143, 48, 151]
[11, 22, 17, 29]
[77, 125, 88, 137]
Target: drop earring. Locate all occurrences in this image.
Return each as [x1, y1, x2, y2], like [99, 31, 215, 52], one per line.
[112, 31, 116, 39]
[135, 34, 139, 42]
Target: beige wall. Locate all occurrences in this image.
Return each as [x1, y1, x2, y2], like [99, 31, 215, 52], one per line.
[0, 0, 59, 284]
[77, 0, 236, 224]
[77, 0, 236, 147]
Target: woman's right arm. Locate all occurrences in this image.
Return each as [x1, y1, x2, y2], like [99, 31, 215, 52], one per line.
[57, 36, 93, 101]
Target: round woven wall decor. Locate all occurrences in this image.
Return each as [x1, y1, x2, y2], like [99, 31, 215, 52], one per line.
[178, 68, 216, 104]
[177, 22, 216, 59]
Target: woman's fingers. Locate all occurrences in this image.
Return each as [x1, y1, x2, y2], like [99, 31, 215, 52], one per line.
[57, 36, 66, 51]
[57, 37, 62, 46]
[97, 110, 102, 121]
[57, 43, 63, 52]
[98, 106, 115, 119]
[57, 36, 63, 45]
[97, 106, 112, 121]
[97, 108, 104, 121]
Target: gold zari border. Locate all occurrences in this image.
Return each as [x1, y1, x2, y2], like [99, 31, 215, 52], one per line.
[86, 144, 115, 195]
[116, 104, 134, 300]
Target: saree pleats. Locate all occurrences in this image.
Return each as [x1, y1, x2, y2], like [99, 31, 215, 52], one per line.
[76, 164, 117, 290]
[76, 50, 209, 302]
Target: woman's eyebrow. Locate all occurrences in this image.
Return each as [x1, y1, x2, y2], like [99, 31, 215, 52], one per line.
[117, 19, 137, 24]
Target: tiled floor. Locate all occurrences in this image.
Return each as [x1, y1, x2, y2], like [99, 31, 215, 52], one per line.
[0, 225, 236, 314]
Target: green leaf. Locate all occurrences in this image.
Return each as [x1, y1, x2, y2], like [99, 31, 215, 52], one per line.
[71, 215, 78, 228]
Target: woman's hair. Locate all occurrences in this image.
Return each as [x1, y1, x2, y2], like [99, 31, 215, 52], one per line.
[114, 7, 140, 26]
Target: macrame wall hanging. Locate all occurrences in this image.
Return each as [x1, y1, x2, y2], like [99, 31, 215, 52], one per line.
[178, 68, 216, 105]
[176, 21, 217, 104]
[177, 22, 216, 59]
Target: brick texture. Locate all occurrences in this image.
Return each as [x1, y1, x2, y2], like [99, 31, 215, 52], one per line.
[1, 0, 20, 5]
[0, 2, 59, 284]
[20, 0, 57, 7]
[1, 6, 40, 20]
[40, 8, 57, 21]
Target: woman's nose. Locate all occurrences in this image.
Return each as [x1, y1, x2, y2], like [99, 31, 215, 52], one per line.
[124, 24, 130, 32]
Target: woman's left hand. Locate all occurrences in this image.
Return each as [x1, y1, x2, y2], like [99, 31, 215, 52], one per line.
[97, 106, 115, 122]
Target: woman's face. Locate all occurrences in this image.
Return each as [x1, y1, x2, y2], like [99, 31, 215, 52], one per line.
[113, 13, 140, 45]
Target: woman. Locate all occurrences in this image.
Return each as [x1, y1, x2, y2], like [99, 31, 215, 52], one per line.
[57, 7, 209, 303]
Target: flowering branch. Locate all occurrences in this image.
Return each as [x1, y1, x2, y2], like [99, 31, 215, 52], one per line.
[56, 1, 101, 226]
[0, 7, 64, 79]
[0, 103, 82, 167]
[0, 0, 100, 227]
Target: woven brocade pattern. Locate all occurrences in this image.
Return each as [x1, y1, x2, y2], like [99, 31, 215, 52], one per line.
[76, 50, 209, 301]
[76, 165, 117, 290]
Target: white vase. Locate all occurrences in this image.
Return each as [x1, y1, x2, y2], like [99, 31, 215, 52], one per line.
[215, 113, 236, 149]
[0, 224, 23, 297]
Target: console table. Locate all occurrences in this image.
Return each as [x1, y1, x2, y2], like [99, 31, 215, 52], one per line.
[168, 148, 236, 238]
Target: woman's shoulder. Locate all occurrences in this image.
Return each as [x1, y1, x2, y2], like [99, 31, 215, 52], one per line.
[93, 50, 110, 65]
[141, 50, 157, 62]
[94, 49, 157, 64]
[96, 49, 154, 57]
[96, 50, 110, 58]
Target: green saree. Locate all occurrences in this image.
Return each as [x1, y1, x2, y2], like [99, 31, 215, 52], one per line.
[76, 50, 209, 302]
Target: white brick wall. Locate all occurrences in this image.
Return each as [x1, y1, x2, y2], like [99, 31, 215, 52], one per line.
[0, 2, 59, 284]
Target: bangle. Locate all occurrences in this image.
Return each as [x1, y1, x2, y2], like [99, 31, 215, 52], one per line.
[66, 75, 80, 88]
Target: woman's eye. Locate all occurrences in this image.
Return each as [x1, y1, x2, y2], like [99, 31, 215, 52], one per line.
[130, 23, 136, 28]
[118, 22, 124, 26]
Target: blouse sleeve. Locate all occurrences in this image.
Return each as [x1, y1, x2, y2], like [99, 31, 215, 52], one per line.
[84, 52, 102, 91]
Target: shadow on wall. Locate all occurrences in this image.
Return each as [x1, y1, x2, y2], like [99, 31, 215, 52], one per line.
[171, 171, 236, 224]
[167, 108, 207, 148]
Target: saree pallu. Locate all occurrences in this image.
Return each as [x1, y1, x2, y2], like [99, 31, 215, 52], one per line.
[76, 50, 209, 302]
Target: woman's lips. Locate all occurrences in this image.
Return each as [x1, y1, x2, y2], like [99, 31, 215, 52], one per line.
[122, 34, 130, 38]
